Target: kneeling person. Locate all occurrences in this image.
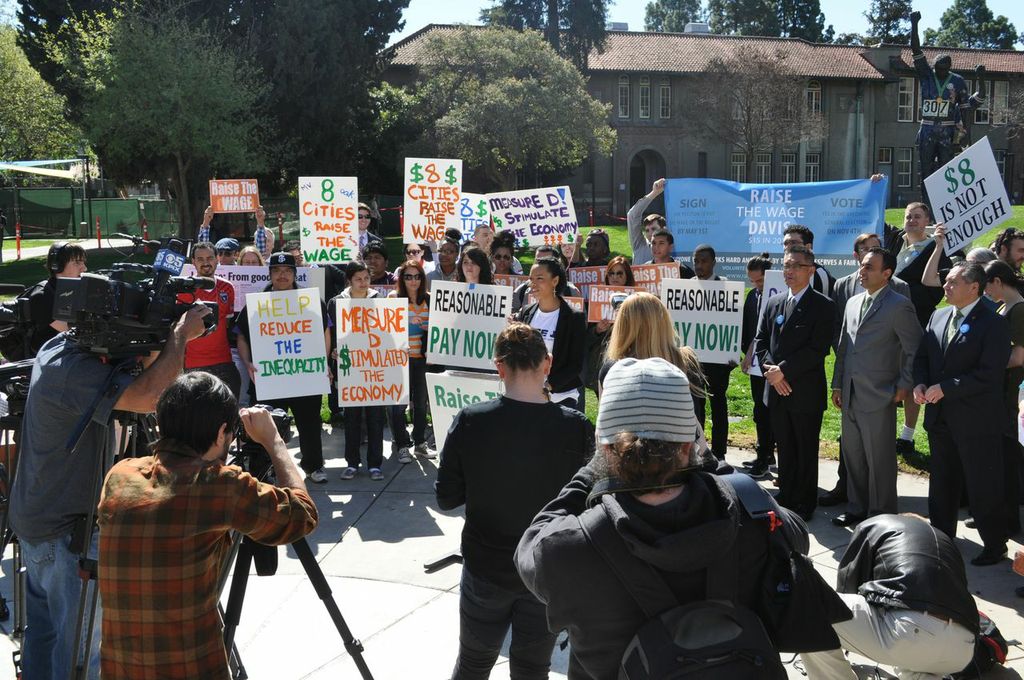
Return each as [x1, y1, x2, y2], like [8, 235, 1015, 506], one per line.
[97, 372, 319, 680]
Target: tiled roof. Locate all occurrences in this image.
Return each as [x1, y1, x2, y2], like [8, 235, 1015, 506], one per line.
[389, 25, 1024, 79]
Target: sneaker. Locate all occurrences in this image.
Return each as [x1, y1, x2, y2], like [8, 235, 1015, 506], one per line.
[369, 468, 384, 481]
[397, 447, 414, 464]
[340, 467, 357, 480]
[306, 467, 327, 484]
[414, 443, 437, 459]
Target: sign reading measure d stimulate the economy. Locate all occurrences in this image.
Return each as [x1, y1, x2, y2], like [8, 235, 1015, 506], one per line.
[487, 186, 577, 249]
[664, 178, 888, 279]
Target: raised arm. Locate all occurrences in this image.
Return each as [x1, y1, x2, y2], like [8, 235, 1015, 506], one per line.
[910, 10, 922, 56]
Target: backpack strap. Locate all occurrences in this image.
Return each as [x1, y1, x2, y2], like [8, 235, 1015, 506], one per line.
[720, 472, 780, 525]
[579, 505, 679, 618]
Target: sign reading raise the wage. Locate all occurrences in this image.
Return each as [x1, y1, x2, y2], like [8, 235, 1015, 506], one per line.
[631, 263, 680, 295]
[425, 371, 503, 451]
[299, 176, 359, 264]
[246, 289, 329, 400]
[427, 280, 512, 371]
[457, 192, 491, 242]
[335, 298, 409, 406]
[568, 266, 606, 300]
[209, 179, 260, 213]
[182, 265, 326, 312]
[404, 158, 462, 243]
[487, 186, 577, 249]
[588, 285, 642, 323]
[661, 279, 744, 364]
[924, 136, 1011, 256]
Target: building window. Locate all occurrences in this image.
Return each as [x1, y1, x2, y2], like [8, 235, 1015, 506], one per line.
[731, 152, 747, 182]
[618, 76, 630, 118]
[898, 77, 915, 122]
[805, 152, 821, 182]
[639, 76, 651, 119]
[781, 153, 796, 183]
[993, 80, 1009, 125]
[972, 80, 992, 124]
[896, 148, 913, 187]
[806, 81, 822, 115]
[996, 149, 1008, 179]
[877, 147, 893, 165]
[659, 80, 671, 119]
[755, 153, 772, 183]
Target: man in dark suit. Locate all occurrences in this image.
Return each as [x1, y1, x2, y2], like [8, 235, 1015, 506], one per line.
[914, 262, 1010, 566]
[741, 253, 775, 477]
[755, 245, 834, 520]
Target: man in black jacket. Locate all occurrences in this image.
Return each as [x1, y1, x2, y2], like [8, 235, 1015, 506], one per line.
[741, 253, 775, 477]
[801, 514, 978, 679]
[754, 245, 834, 520]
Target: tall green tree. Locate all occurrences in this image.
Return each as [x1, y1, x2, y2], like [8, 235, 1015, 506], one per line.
[707, 0, 779, 36]
[480, 0, 608, 71]
[644, 0, 702, 32]
[776, 0, 828, 41]
[923, 0, 1019, 49]
[411, 26, 615, 190]
[863, 0, 912, 43]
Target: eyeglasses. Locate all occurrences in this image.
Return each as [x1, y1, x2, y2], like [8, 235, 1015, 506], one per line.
[781, 263, 813, 271]
[405, 249, 422, 256]
[492, 254, 512, 260]
[402, 274, 423, 281]
[358, 214, 371, 220]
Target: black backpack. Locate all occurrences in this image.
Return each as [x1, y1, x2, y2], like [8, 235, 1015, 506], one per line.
[579, 473, 788, 680]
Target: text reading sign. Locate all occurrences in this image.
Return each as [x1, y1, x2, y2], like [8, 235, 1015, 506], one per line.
[427, 280, 512, 371]
[425, 371, 503, 451]
[487, 186, 578, 249]
[209, 179, 260, 213]
[246, 289, 329, 400]
[335, 298, 409, 406]
[661, 279, 744, 364]
[924, 136, 1011, 256]
[404, 158, 462, 243]
[299, 176, 358, 264]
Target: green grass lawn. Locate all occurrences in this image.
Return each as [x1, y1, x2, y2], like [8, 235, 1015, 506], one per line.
[2, 238, 55, 251]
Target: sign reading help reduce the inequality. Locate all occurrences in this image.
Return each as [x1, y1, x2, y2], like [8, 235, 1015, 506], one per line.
[487, 186, 578, 249]
[246, 289, 329, 400]
[427, 281, 512, 371]
[335, 298, 409, 406]
[661, 279, 745, 365]
[299, 176, 359, 264]
[404, 158, 462, 243]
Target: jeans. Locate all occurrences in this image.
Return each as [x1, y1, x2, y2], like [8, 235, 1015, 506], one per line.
[452, 568, 555, 680]
[231, 348, 251, 407]
[345, 406, 385, 469]
[21, 532, 101, 680]
[389, 357, 430, 449]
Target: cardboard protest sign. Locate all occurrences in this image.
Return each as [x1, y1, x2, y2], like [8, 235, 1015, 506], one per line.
[335, 298, 409, 406]
[587, 285, 642, 323]
[492, 274, 528, 289]
[209, 179, 260, 213]
[457, 192, 491, 243]
[427, 280, 512, 370]
[568, 266, 606, 300]
[661, 279, 744, 364]
[631, 263, 679, 296]
[183, 265, 326, 312]
[425, 371, 503, 451]
[924, 137, 1011, 255]
[246, 289, 329, 400]
[404, 158, 462, 243]
[487, 186, 578, 249]
[298, 176, 359, 264]
[525, 294, 585, 313]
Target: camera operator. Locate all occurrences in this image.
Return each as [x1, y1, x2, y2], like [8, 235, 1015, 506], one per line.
[97, 372, 318, 680]
[24, 241, 88, 355]
[7, 303, 211, 680]
[180, 241, 241, 398]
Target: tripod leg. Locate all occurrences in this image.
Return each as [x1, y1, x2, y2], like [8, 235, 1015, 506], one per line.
[222, 538, 255, 657]
[291, 538, 375, 680]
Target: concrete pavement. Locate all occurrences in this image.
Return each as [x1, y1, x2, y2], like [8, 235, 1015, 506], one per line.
[1, 424, 1021, 679]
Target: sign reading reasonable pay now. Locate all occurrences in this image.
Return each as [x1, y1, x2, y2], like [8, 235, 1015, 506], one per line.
[404, 157, 462, 243]
[335, 298, 409, 406]
[209, 179, 260, 213]
[661, 279, 744, 364]
[427, 280, 511, 371]
[246, 289, 329, 400]
[299, 176, 359, 264]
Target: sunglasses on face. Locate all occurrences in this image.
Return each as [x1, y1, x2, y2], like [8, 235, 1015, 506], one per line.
[402, 274, 423, 281]
[405, 249, 422, 256]
[358, 214, 371, 219]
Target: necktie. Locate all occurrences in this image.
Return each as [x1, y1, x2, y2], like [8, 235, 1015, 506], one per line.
[858, 295, 872, 324]
[784, 295, 797, 323]
[946, 309, 963, 346]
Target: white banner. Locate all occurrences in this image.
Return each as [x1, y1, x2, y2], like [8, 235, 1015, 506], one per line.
[661, 279, 744, 364]
[183, 265, 326, 312]
[486, 186, 577, 249]
[246, 289, 329, 400]
[335, 298, 409, 406]
[404, 157, 462, 243]
[427, 280, 512, 371]
[748, 269, 786, 377]
[299, 176, 359, 264]
[425, 371, 503, 451]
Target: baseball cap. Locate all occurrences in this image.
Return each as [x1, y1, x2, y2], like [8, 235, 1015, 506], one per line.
[587, 229, 610, 248]
[215, 237, 240, 252]
[268, 252, 297, 271]
[596, 357, 696, 444]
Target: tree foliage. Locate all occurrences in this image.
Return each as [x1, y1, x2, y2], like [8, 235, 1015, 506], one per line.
[644, 0, 702, 33]
[480, 0, 608, 71]
[862, 0, 912, 44]
[923, 0, 1019, 50]
[410, 26, 615, 190]
[706, 0, 829, 41]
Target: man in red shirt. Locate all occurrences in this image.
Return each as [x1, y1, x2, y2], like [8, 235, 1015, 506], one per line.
[182, 242, 241, 397]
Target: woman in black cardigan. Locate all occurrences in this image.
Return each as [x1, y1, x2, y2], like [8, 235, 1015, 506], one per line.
[515, 256, 587, 410]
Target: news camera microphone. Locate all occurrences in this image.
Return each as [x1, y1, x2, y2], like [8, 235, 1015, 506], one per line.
[112, 233, 161, 249]
[187, 277, 217, 291]
[0, 283, 26, 295]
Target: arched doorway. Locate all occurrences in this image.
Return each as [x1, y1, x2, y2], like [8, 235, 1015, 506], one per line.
[629, 149, 667, 210]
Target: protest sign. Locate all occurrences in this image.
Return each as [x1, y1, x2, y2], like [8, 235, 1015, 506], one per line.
[209, 179, 260, 213]
[631, 263, 679, 296]
[404, 158, 462, 243]
[492, 274, 528, 289]
[335, 298, 409, 406]
[298, 176, 359, 264]
[661, 279, 744, 364]
[457, 192, 490, 242]
[525, 294, 585, 313]
[182, 265, 326, 312]
[747, 269, 786, 377]
[425, 371, 503, 451]
[568, 266, 606, 300]
[487, 186, 578, 249]
[923, 137, 1011, 256]
[246, 289, 329, 400]
[587, 285, 642, 323]
[427, 281, 512, 370]
[664, 178, 887, 279]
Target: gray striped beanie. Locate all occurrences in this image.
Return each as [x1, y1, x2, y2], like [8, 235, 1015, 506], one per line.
[596, 357, 697, 444]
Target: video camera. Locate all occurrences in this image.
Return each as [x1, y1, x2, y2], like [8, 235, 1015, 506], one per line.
[54, 238, 218, 357]
[0, 285, 34, 362]
[232, 405, 293, 482]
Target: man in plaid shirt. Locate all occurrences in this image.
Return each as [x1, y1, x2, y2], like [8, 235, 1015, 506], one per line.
[97, 372, 319, 680]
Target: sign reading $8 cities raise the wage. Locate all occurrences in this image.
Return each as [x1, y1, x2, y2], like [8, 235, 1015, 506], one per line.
[404, 158, 462, 243]
[299, 176, 359, 264]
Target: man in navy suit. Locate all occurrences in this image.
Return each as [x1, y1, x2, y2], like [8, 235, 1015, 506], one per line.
[914, 262, 1010, 566]
[755, 245, 834, 520]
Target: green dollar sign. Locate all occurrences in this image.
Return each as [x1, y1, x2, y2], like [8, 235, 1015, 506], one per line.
[944, 167, 958, 193]
[445, 164, 457, 185]
[958, 158, 975, 187]
[338, 346, 351, 377]
[409, 163, 424, 183]
[492, 216, 503, 228]
[302, 228, 310, 237]
[476, 200, 487, 218]
[321, 178, 334, 202]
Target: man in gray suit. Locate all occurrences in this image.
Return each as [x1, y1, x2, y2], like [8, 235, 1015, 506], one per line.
[831, 247, 921, 526]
